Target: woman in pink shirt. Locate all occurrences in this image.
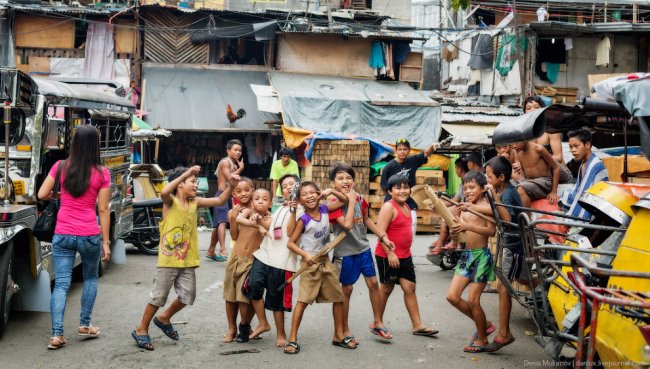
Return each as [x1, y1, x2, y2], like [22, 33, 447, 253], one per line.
[38, 125, 112, 350]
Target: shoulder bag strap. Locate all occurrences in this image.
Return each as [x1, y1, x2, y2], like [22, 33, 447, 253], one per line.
[52, 160, 66, 200]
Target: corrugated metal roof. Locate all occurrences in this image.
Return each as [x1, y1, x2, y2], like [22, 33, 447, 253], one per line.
[530, 21, 650, 36]
[443, 113, 519, 124]
[1, 2, 125, 14]
[281, 28, 428, 41]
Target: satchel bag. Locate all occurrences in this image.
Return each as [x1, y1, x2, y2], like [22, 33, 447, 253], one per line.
[34, 161, 66, 242]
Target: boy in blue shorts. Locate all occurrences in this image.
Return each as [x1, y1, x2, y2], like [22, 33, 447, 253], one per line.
[329, 163, 395, 341]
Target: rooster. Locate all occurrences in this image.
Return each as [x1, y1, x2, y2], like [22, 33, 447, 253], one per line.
[226, 104, 246, 124]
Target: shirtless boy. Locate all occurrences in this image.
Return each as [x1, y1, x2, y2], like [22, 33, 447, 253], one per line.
[510, 140, 562, 208]
[222, 188, 272, 343]
[207, 139, 245, 261]
[446, 170, 496, 353]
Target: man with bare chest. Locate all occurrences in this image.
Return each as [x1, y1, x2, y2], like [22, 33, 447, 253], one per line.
[206, 139, 244, 261]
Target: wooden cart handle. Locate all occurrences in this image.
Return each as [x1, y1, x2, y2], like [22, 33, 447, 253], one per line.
[423, 185, 467, 243]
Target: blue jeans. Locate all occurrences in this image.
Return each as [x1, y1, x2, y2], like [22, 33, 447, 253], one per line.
[50, 234, 102, 336]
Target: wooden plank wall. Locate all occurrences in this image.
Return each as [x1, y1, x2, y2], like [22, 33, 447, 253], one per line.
[15, 15, 75, 49]
[143, 9, 208, 64]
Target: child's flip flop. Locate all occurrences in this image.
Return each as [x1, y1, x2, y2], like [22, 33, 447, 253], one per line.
[486, 336, 515, 352]
[471, 323, 496, 340]
[220, 349, 261, 355]
[464, 343, 488, 353]
[413, 327, 439, 337]
[369, 325, 393, 340]
[153, 317, 179, 341]
[284, 342, 300, 354]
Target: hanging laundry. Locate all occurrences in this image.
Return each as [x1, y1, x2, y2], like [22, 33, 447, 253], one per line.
[564, 38, 573, 50]
[369, 41, 385, 69]
[495, 33, 527, 76]
[544, 63, 561, 84]
[386, 43, 395, 80]
[467, 33, 494, 70]
[481, 61, 522, 96]
[596, 36, 611, 67]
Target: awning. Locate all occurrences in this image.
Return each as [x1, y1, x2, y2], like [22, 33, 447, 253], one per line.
[142, 65, 279, 131]
[132, 116, 153, 130]
[268, 72, 441, 149]
[442, 123, 496, 143]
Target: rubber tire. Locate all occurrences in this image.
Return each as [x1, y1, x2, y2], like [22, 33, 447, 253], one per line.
[134, 213, 160, 256]
[0, 241, 15, 338]
[439, 252, 457, 271]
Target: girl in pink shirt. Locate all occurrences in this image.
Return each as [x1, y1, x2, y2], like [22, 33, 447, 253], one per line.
[38, 125, 111, 350]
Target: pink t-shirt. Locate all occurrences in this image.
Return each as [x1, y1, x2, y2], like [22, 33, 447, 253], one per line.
[49, 160, 111, 236]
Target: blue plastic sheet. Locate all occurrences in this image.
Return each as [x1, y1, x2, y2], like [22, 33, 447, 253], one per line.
[303, 132, 393, 164]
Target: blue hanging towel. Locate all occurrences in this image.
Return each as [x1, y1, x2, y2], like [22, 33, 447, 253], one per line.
[545, 62, 560, 83]
[369, 41, 385, 69]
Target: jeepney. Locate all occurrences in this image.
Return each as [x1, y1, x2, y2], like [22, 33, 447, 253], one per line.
[0, 68, 134, 336]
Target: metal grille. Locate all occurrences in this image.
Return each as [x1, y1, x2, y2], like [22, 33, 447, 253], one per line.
[95, 119, 129, 150]
[13, 159, 31, 178]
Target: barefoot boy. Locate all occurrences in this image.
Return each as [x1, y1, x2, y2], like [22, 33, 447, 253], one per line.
[375, 173, 438, 338]
[223, 188, 272, 343]
[511, 139, 567, 208]
[246, 174, 301, 347]
[284, 182, 349, 354]
[207, 139, 244, 262]
[485, 156, 526, 352]
[446, 170, 496, 353]
[328, 163, 395, 342]
[132, 166, 238, 350]
[227, 177, 254, 253]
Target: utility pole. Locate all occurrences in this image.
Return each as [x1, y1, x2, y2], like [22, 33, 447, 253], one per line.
[326, 0, 333, 32]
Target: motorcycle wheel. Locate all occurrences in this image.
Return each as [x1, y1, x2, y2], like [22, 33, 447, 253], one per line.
[134, 215, 161, 256]
[0, 241, 15, 337]
[439, 252, 458, 271]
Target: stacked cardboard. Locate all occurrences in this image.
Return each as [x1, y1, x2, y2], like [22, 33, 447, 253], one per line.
[301, 140, 370, 195]
[367, 169, 446, 234]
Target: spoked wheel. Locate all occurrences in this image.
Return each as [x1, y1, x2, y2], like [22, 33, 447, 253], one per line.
[0, 241, 15, 337]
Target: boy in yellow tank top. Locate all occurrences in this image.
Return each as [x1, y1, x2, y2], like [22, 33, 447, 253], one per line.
[132, 166, 239, 350]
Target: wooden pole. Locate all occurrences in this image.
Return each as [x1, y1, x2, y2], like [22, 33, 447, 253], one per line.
[277, 232, 346, 291]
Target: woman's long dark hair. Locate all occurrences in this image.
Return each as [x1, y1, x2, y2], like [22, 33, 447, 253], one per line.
[63, 125, 103, 198]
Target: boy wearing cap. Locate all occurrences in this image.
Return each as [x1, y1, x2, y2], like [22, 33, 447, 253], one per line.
[380, 139, 438, 236]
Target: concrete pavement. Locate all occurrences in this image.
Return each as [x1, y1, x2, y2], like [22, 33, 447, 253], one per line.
[0, 231, 555, 369]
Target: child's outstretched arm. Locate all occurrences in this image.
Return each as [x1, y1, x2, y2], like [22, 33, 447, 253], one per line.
[322, 188, 348, 212]
[197, 175, 239, 208]
[161, 165, 200, 208]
